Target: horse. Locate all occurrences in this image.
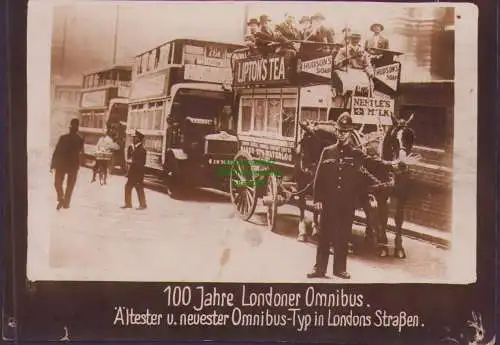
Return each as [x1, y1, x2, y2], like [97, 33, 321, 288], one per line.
[357, 115, 417, 258]
[294, 120, 338, 242]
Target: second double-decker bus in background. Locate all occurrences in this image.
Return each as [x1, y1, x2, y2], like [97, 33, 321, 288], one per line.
[126, 38, 244, 196]
[78, 63, 133, 173]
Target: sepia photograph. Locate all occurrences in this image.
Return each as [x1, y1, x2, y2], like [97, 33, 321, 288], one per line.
[27, 1, 477, 284]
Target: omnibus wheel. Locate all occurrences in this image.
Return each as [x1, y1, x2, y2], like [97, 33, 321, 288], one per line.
[264, 174, 278, 232]
[229, 151, 257, 221]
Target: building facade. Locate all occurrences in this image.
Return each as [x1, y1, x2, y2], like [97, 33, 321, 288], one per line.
[50, 80, 81, 148]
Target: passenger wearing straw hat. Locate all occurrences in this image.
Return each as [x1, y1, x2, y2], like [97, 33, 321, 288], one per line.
[304, 12, 334, 44]
[365, 22, 389, 51]
[121, 130, 147, 210]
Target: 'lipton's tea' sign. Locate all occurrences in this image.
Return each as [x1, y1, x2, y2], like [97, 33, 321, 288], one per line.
[233, 55, 293, 87]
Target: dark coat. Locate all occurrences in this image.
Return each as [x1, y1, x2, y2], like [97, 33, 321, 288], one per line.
[313, 142, 389, 206]
[127, 143, 147, 183]
[51, 133, 84, 172]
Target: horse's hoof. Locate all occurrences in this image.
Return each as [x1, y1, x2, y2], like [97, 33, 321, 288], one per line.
[378, 247, 389, 258]
[297, 234, 307, 242]
[395, 248, 406, 259]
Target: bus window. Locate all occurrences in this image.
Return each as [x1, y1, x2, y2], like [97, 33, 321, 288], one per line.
[282, 98, 296, 138]
[154, 102, 163, 129]
[253, 99, 266, 132]
[146, 51, 153, 72]
[154, 47, 161, 69]
[266, 98, 280, 135]
[240, 98, 252, 132]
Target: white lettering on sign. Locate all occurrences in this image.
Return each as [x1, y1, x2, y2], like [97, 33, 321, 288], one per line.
[235, 56, 287, 85]
[81, 90, 106, 108]
[195, 56, 227, 68]
[184, 45, 204, 55]
[374, 63, 400, 92]
[206, 46, 224, 59]
[184, 64, 232, 84]
[351, 96, 394, 125]
[299, 55, 332, 79]
[240, 140, 292, 163]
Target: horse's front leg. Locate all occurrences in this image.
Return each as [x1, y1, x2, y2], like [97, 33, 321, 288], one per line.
[297, 193, 308, 242]
[376, 194, 390, 258]
[393, 195, 407, 259]
[361, 195, 375, 247]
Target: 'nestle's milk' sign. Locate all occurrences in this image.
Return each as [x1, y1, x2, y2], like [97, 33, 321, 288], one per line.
[351, 96, 394, 125]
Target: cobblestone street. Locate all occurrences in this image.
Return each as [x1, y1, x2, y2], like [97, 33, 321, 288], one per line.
[29, 167, 449, 283]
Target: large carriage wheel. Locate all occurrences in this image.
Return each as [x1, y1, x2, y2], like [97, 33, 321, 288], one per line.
[229, 151, 258, 221]
[264, 174, 278, 232]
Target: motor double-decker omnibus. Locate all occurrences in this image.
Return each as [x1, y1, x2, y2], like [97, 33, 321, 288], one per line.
[78, 64, 132, 171]
[126, 38, 244, 195]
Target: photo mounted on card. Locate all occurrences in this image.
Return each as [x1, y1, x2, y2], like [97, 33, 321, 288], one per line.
[12, 0, 494, 343]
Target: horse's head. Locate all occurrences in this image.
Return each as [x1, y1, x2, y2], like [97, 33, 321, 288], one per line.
[382, 114, 416, 161]
[297, 120, 338, 172]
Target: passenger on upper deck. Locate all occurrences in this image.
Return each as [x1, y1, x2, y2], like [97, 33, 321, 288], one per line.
[244, 18, 261, 56]
[365, 23, 391, 66]
[333, 32, 374, 95]
[304, 13, 334, 44]
[274, 14, 300, 41]
[253, 15, 277, 56]
[334, 32, 373, 74]
[297, 16, 312, 40]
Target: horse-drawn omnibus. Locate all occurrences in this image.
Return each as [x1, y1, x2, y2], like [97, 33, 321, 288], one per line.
[125, 38, 244, 196]
[225, 42, 417, 258]
[78, 64, 132, 172]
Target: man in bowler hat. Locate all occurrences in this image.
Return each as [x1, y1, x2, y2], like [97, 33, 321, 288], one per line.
[122, 130, 147, 210]
[50, 118, 84, 210]
[307, 113, 395, 279]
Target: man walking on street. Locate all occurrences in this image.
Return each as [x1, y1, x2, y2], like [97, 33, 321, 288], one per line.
[121, 130, 147, 210]
[50, 118, 84, 210]
[307, 113, 394, 279]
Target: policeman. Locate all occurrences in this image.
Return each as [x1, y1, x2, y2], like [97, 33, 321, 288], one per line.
[307, 113, 394, 279]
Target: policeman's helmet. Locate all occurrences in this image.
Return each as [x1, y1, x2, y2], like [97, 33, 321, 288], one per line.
[337, 112, 355, 131]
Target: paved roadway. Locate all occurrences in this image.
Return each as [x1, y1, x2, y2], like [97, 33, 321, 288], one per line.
[35, 167, 449, 283]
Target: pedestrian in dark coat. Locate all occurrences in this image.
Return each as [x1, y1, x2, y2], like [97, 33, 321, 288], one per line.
[50, 118, 84, 210]
[307, 113, 393, 279]
[121, 130, 147, 210]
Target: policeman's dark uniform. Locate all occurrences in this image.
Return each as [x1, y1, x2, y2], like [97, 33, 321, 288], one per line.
[51, 118, 84, 210]
[307, 113, 391, 279]
[122, 130, 147, 210]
